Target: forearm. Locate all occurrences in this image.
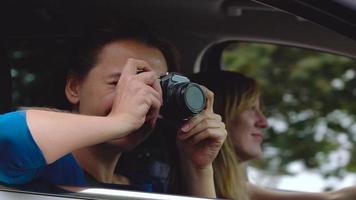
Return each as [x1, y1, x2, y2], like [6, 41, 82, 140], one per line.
[326, 186, 356, 200]
[249, 183, 334, 200]
[180, 163, 216, 198]
[26, 110, 131, 164]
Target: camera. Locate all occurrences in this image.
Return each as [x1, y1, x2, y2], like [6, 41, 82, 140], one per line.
[160, 72, 206, 121]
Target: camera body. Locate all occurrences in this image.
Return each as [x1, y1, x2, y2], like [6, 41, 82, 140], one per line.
[160, 72, 206, 121]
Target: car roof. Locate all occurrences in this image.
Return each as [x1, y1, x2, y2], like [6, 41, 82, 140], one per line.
[2, 0, 356, 72]
[1, 0, 356, 198]
[2, 0, 356, 113]
[255, 0, 356, 41]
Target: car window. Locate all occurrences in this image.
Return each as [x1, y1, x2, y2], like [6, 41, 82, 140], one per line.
[9, 38, 72, 110]
[222, 42, 356, 192]
[3, 0, 356, 199]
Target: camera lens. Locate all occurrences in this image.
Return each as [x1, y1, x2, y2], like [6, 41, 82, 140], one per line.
[174, 83, 205, 119]
[159, 73, 206, 121]
[183, 84, 205, 114]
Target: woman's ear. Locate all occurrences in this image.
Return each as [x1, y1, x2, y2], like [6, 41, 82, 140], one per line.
[65, 74, 81, 105]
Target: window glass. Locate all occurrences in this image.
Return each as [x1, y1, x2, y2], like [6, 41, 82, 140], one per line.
[222, 42, 356, 191]
[8, 39, 72, 110]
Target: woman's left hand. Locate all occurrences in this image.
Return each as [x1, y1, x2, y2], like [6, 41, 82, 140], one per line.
[176, 87, 227, 169]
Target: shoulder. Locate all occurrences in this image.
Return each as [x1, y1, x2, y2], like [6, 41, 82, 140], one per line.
[0, 110, 29, 144]
[0, 110, 26, 126]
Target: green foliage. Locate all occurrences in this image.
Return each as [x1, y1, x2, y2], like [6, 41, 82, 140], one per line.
[223, 43, 356, 181]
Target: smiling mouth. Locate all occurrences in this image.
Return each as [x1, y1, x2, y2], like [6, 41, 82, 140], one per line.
[252, 133, 263, 142]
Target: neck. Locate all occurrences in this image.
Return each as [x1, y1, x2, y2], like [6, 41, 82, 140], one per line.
[73, 144, 125, 184]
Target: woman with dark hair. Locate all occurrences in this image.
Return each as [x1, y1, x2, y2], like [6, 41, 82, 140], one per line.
[0, 20, 227, 198]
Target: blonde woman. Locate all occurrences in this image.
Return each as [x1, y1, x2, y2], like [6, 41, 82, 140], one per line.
[190, 71, 356, 200]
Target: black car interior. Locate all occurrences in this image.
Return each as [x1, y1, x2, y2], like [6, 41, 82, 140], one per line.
[2, 0, 356, 114]
[1, 1, 356, 198]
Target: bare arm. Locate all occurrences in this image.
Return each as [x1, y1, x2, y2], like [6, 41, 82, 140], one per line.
[177, 88, 227, 198]
[179, 162, 216, 197]
[249, 183, 356, 200]
[27, 110, 131, 164]
[327, 186, 356, 200]
[28, 58, 162, 164]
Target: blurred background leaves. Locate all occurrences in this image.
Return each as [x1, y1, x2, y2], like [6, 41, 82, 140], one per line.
[223, 42, 356, 190]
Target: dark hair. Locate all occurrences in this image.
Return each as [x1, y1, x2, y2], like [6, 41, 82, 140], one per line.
[190, 70, 259, 122]
[68, 18, 180, 79]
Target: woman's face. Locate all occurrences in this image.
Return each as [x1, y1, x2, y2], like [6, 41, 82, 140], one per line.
[230, 99, 268, 161]
[66, 39, 168, 151]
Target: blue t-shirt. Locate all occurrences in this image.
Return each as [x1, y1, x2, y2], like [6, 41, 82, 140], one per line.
[0, 111, 155, 192]
[0, 111, 85, 187]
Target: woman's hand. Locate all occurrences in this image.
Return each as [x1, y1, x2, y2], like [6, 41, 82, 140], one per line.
[176, 87, 227, 197]
[109, 58, 163, 134]
[26, 58, 163, 164]
[177, 87, 227, 169]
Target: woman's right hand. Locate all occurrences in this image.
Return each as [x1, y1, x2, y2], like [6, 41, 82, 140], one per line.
[23, 59, 162, 164]
[109, 58, 163, 134]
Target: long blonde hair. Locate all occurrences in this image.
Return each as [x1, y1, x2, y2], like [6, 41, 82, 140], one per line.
[190, 71, 260, 200]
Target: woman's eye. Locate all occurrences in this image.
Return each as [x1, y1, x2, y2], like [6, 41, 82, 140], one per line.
[109, 81, 118, 85]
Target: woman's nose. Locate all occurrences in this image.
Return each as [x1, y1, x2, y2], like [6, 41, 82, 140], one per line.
[257, 111, 268, 128]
